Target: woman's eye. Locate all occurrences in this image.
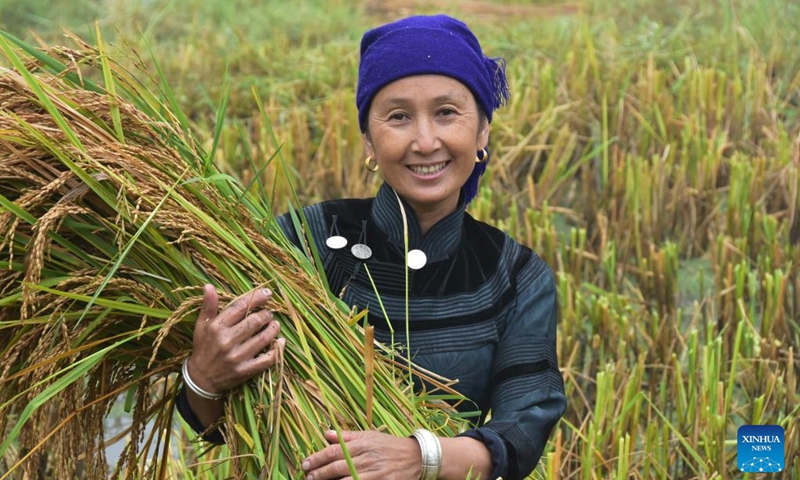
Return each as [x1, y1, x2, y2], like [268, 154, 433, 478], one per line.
[389, 112, 407, 121]
[439, 108, 455, 116]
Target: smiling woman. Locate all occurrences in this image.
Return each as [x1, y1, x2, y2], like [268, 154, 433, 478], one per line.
[178, 14, 566, 480]
[365, 75, 490, 234]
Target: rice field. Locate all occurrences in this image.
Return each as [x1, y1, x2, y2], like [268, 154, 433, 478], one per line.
[1, 0, 798, 478]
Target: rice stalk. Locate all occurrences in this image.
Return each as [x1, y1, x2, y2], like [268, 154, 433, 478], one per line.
[0, 31, 466, 479]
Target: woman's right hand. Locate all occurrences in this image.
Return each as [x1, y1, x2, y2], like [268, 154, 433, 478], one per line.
[184, 284, 285, 427]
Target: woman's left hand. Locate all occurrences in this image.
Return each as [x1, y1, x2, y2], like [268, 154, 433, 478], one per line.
[301, 429, 422, 480]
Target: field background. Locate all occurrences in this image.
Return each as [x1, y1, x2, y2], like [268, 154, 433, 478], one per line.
[1, 0, 798, 478]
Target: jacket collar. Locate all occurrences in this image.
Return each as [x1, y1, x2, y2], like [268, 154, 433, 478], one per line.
[371, 183, 466, 262]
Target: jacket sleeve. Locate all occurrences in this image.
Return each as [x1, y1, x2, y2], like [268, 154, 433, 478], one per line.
[175, 388, 226, 444]
[458, 253, 566, 480]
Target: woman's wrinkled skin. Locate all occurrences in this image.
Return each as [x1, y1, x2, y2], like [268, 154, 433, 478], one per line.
[365, 75, 489, 234]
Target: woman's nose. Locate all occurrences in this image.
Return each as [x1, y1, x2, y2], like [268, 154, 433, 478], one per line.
[412, 118, 441, 154]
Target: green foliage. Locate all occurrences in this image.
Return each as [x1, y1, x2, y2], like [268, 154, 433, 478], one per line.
[1, 0, 799, 478]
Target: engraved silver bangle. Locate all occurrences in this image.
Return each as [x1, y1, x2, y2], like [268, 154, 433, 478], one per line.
[412, 428, 442, 480]
[182, 359, 223, 401]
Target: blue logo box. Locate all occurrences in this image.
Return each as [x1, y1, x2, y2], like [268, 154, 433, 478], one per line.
[737, 425, 784, 473]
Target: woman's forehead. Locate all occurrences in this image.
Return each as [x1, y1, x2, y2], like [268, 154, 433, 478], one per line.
[371, 75, 475, 106]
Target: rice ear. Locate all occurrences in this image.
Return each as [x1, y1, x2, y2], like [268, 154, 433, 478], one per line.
[0, 31, 467, 478]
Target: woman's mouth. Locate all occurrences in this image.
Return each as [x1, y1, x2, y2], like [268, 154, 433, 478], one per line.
[408, 161, 448, 176]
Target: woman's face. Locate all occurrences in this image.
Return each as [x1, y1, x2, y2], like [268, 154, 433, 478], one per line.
[364, 75, 489, 216]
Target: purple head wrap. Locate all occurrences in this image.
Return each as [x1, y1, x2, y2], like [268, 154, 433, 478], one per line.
[356, 14, 508, 203]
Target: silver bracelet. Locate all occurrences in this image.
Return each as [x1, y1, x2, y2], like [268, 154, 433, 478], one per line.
[182, 358, 223, 401]
[412, 428, 442, 480]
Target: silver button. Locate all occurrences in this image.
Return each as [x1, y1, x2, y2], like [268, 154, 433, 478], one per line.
[351, 243, 373, 260]
[407, 249, 427, 270]
[326, 235, 348, 250]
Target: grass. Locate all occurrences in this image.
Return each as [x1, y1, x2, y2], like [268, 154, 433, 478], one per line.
[1, 0, 799, 478]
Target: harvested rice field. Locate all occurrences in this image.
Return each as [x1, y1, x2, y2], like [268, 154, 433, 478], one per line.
[1, 0, 798, 478]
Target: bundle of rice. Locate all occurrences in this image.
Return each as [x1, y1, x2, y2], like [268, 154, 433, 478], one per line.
[0, 31, 465, 479]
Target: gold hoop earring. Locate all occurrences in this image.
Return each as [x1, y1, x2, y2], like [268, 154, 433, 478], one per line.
[365, 156, 379, 172]
[475, 148, 488, 164]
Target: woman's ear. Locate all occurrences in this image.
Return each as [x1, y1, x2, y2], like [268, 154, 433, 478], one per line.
[477, 117, 490, 150]
[363, 131, 376, 158]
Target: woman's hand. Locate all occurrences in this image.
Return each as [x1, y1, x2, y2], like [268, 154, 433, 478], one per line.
[185, 284, 285, 427]
[302, 431, 493, 480]
[301, 430, 422, 480]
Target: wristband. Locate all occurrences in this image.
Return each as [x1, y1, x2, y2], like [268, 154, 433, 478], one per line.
[412, 428, 442, 480]
[182, 359, 223, 401]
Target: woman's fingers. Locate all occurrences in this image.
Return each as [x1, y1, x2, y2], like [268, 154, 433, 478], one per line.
[198, 284, 220, 323]
[189, 286, 284, 391]
[233, 308, 275, 343]
[303, 439, 360, 480]
[302, 431, 422, 480]
[251, 336, 284, 371]
[306, 458, 353, 480]
[215, 287, 272, 327]
[324, 429, 358, 443]
[237, 315, 280, 355]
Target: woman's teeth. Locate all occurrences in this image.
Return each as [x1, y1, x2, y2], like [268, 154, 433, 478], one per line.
[409, 162, 447, 175]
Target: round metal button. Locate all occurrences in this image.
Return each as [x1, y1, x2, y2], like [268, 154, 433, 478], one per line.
[351, 243, 373, 260]
[326, 235, 348, 250]
[407, 249, 427, 270]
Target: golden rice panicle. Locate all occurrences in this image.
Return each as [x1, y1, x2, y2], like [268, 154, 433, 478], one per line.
[0, 31, 465, 478]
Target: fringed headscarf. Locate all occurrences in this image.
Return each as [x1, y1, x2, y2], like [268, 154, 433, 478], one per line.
[356, 14, 509, 203]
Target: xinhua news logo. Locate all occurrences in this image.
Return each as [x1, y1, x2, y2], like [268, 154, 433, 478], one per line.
[737, 425, 784, 473]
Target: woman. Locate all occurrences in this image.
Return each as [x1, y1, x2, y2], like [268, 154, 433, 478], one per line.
[178, 14, 566, 480]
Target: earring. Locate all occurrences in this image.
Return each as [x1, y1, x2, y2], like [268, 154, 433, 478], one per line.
[475, 148, 488, 163]
[365, 156, 379, 172]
